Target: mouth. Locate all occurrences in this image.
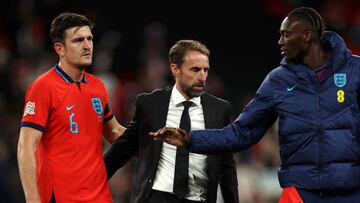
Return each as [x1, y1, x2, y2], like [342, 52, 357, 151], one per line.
[82, 52, 92, 56]
[281, 50, 287, 56]
[193, 85, 205, 91]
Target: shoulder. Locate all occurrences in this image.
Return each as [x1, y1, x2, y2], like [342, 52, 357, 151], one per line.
[136, 87, 171, 101]
[201, 92, 231, 107]
[350, 54, 360, 64]
[128, 87, 171, 113]
[268, 65, 287, 78]
[26, 68, 58, 92]
[84, 72, 106, 88]
[346, 54, 360, 76]
[259, 65, 289, 87]
[84, 72, 102, 83]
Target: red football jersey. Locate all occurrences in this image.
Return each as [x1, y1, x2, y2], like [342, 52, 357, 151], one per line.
[21, 65, 113, 203]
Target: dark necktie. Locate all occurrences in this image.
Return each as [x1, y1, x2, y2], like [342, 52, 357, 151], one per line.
[173, 101, 192, 199]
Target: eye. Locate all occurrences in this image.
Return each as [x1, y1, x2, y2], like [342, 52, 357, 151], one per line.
[282, 32, 290, 38]
[191, 67, 201, 72]
[73, 38, 84, 43]
[280, 31, 290, 38]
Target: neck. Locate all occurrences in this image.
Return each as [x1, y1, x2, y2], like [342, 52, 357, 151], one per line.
[58, 61, 85, 82]
[175, 83, 191, 100]
[303, 42, 329, 70]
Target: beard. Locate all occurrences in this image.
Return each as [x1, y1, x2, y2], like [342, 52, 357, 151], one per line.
[286, 54, 304, 64]
[75, 61, 92, 70]
[77, 55, 93, 68]
[79, 60, 92, 67]
[182, 82, 205, 98]
[286, 44, 308, 64]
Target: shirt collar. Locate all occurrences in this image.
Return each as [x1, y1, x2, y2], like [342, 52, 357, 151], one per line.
[53, 63, 87, 83]
[171, 86, 201, 107]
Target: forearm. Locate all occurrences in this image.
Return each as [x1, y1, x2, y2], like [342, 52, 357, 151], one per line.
[104, 144, 133, 179]
[104, 130, 138, 179]
[17, 143, 41, 202]
[103, 116, 126, 144]
[188, 124, 253, 154]
[188, 114, 275, 154]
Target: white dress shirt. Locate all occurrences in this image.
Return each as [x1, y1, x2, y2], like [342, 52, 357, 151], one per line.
[152, 86, 209, 201]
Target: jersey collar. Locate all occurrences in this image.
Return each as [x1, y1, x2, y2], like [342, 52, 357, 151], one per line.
[53, 64, 87, 83]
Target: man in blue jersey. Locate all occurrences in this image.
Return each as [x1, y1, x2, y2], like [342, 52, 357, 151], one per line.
[152, 7, 360, 203]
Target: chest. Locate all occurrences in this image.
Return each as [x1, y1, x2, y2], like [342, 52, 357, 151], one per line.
[273, 70, 359, 120]
[49, 83, 107, 134]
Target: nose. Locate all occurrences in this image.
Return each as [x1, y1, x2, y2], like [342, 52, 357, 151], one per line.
[198, 70, 207, 82]
[83, 39, 92, 49]
[278, 36, 284, 46]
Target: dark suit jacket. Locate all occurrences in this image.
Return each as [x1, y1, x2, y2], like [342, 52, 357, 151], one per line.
[104, 87, 239, 203]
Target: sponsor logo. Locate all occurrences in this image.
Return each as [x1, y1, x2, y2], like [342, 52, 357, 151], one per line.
[66, 104, 76, 111]
[337, 90, 345, 103]
[287, 84, 298, 92]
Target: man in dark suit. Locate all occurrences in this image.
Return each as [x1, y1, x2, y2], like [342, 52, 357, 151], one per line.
[104, 39, 239, 203]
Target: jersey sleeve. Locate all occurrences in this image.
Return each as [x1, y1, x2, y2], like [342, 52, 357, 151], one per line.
[101, 81, 113, 122]
[189, 73, 278, 154]
[20, 81, 52, 132]
[103, 103, 114, 122]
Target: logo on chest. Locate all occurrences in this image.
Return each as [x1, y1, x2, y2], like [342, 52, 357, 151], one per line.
[334, 73, 346, 103]
[91, 97, 103, 115]
[334, 73, 346, 88]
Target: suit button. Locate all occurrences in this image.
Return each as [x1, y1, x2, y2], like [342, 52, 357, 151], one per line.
[148, 179, 152, 183]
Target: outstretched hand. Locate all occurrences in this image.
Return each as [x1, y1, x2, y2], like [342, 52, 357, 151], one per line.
[149, 127, 191, 147]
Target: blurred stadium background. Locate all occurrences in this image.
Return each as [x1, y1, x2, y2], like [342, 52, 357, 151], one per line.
[1, 0, 360, 202]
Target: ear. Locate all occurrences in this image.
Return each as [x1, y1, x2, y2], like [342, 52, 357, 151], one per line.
[304, 31, 313, 42]
[54, 42, 64, 57]
[170, 63, 179, 77]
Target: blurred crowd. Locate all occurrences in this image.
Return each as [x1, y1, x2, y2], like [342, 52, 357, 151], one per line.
[0, 0, 359, 202]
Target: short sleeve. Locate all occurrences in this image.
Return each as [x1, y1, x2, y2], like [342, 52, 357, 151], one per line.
[20, 81, 52, 132]
[101, 81, 113, 122]
[103, 103, 113, 122]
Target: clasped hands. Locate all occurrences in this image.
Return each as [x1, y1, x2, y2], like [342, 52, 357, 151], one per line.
[149, 127, 191, 147]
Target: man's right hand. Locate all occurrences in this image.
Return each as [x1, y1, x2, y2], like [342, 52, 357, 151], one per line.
[149, 127, 191, 147]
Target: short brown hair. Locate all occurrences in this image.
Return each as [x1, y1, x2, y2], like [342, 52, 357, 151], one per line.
[50, 12, 94, 43]
[169, 39, 210, 66]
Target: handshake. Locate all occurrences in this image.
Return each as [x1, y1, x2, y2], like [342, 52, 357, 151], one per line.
[149, 127, 191, 147]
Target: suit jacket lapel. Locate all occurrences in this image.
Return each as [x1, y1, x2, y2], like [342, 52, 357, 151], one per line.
[201, 94, 214, 129]
[152, 88, 173, 163]
[201, 94, 218, 172]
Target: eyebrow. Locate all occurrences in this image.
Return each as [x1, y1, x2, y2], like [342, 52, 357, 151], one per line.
[71, 35, 92, 41]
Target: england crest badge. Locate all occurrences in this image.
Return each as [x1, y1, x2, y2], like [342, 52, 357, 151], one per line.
[334, 73, 346, 87]
[91, 98, 103, 115]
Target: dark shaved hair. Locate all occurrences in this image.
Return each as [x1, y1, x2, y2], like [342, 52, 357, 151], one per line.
[50, 12, 94, 44]
[288, 7, 325, 40]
